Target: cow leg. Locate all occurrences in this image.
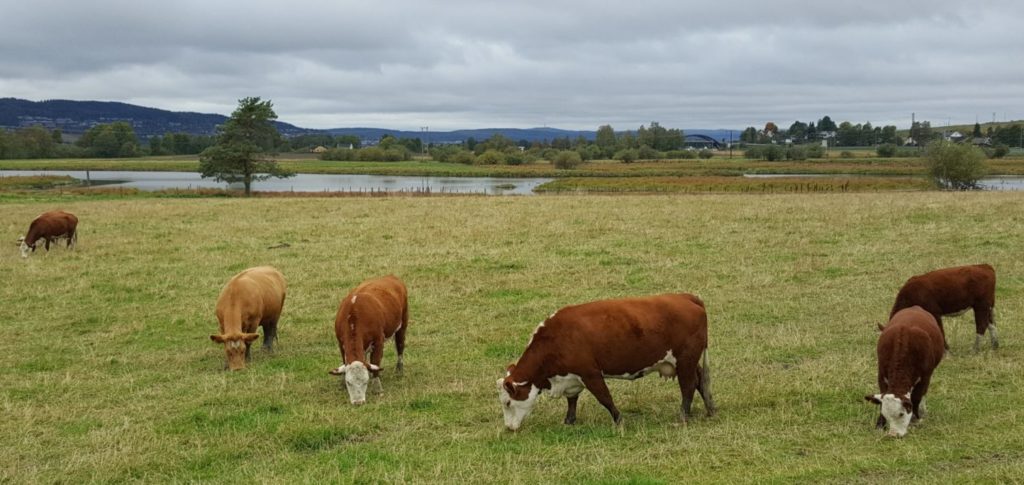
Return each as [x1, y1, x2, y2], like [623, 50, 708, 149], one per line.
[369, 336, 385, 394]
[394, 310, 408, 375]
[676, 360, 700, 423]
[581, 375, 621, 425]
[934, 315, 950, 353]
[245, 342, 253, 362]
[973, 304, 995, 351]
[262, 319, 278, 352]
[44, 238, 51, 251]
[911, 375, 931, 422]
[564, 395, 579, 425]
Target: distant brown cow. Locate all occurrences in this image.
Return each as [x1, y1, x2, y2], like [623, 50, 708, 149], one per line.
[329, 275, 409, 405]
[865, 306, 945, 438]
[20, 210, 78, 258]
[890, 264, 997, 351]
[498, 293, 715, 431]
[210, 266, 287, 371]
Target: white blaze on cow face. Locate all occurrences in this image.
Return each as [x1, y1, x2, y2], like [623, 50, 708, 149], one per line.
[344, 361, 371, 405]
[497, 378, 540, 431]
[20, 240, 30, 258]
[875, 393, 913, 437]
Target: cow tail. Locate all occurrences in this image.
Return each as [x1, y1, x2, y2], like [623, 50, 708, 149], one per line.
[700, 346, 717, 415]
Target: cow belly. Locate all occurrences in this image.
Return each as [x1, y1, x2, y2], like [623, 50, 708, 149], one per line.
[603, 350, 678, 381]
[548, 374, 585, 398]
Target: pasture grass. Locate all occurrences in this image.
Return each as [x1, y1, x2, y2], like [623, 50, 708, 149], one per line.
[2, 193, 1024, 482]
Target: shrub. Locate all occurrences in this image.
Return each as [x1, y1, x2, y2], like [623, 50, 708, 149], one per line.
[804, 144, 825, 158]
[876, 143, 897, 157]
[613, 149, 638, 163]
[552, 150, 582, 169]
[785, 146, 807, 161]
[764, 145, 785, 161]
[698, 149, 714, 159]
[429, 145, 464, 163]
[990, 144, 1010, 159]
[839, 151, 854, 159]
[504, 151, 525, 166]
[476, 149, 506, 165]
[664, 150, 697, 160]
[451, 150, 477, 165]
[744, 146, 764, 160]
[637, 145, 661, 160]
[321, 148, 355, 161]
[925, 140, 987, 190]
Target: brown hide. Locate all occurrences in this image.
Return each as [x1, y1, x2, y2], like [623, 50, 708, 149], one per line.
[333, 275, 409, 372]
[890, 264, 996, 348]
[505, 293, 713, 424]
[24, 210, 78, 251]
[872, 306, 945, 422]
[212, 266, 287, 370]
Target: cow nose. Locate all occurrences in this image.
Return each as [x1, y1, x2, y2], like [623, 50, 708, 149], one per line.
[352, 399, 366, 406]
[886, 430, 904, 438]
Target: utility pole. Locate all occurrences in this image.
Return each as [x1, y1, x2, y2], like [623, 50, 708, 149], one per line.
[420, 126, 429, 155]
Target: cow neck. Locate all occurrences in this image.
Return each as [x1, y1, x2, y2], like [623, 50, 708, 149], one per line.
[885, 329, 915, 394]
[222, 304, 245, 335]
[342, 301, 368, 365]
[511, 340, 555, 387]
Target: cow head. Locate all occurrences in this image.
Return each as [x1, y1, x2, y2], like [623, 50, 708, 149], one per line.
[329, 360, 381, 405]
[497, 365, 540, 431]
[210, 333, 260, 370]
[865, 393, 913, 437]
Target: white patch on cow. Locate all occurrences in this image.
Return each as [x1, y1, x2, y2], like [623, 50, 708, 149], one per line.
[228, 340, 243, 349]
[20, 241, 30, 258]
[877, 393, 913, 437]
[989, 324, 999, 346]
[351, 295, 358, 304]
[344, 361, 371, 405]
[498, 380, 540, 431]
[547, 374, 584, 398]
[918, 397, 927, 418]
[549, 311, 558, 319]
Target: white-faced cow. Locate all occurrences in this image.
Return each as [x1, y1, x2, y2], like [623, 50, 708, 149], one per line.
[865, 306, 945, 438]
[20, 210, 78, 258]
[209, 266, 287, 371]
[329, 275, 409, 405]
[891, 264, 997, 352]
[497, 293, 715, 431]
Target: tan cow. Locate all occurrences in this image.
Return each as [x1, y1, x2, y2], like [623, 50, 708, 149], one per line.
[498, 293, 715, 431]
[210, 266, 287, 371]
[21, 210, 78, 258]
[329, 275, 409, 405]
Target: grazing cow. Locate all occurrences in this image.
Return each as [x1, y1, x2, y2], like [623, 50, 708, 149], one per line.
[329, 275, 409, 405]
[497, 293, 715, 431]
[891, 264, 997, 351]
[209, 266, 287, 371]
[20, 210, 78, 258]
[865, 306, 945, 438]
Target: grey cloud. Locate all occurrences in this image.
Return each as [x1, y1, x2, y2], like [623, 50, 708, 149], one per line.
[1, 0, 1022, 130]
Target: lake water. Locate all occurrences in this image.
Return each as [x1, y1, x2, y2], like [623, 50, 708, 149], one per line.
[0, 170, 551, 195]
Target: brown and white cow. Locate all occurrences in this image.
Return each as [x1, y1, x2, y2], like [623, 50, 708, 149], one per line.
[891, 264, 997, 351]
[20, 210, 78, 258]
[865, 306, 945, 438]
[209, 266, 287, 371]
[497, 293, 715, 431]
[329, 275, 409, 405]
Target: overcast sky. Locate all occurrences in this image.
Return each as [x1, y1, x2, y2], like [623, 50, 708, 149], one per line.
[1, 0, 1022, 131]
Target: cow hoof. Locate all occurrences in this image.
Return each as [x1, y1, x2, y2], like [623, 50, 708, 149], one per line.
[563, 418, 576, 425]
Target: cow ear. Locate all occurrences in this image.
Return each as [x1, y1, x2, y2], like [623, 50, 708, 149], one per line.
[865, 394, 882, 405]
[504, 381, 516, 395]
[876, 323, 886, 332]
[368, 363, 381, 371]
[329, 365, 346, 375]
[210, 335, 225, 343]
[242, 333, 260, 343]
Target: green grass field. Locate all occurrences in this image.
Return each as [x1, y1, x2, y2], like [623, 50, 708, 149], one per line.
[2, 194, 1023, 482]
